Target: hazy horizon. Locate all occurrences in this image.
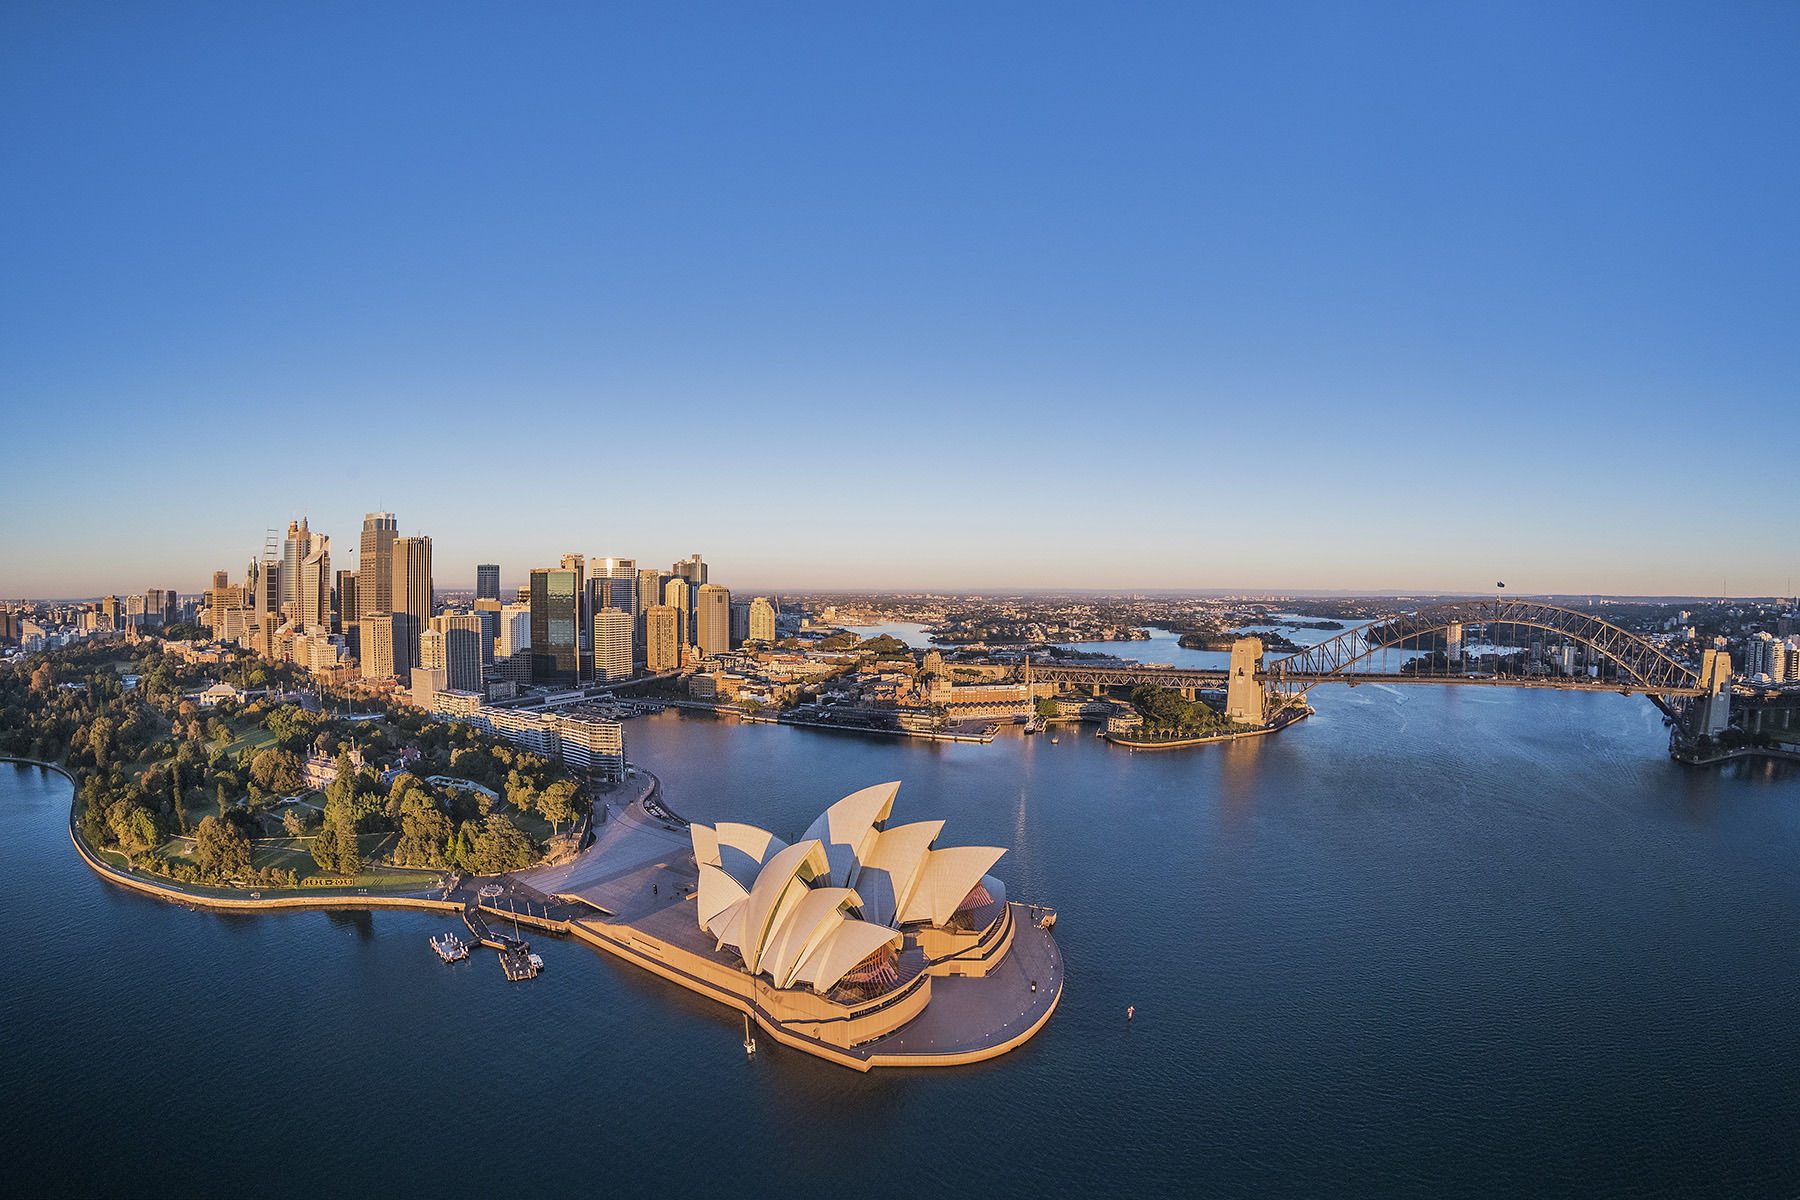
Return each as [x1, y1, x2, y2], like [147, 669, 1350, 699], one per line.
[3, 6, 1795, 598]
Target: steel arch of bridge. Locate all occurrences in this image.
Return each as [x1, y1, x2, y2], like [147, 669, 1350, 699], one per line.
[1263, 600, 1702, 696]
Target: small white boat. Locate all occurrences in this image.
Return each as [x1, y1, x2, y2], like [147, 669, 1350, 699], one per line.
[528, 953, 544, 971]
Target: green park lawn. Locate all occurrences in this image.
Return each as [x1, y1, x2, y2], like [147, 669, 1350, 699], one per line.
[103, 830, 441, 897]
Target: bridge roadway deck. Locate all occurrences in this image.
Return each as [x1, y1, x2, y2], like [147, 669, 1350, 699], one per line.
[1027, 663, 1701, 696]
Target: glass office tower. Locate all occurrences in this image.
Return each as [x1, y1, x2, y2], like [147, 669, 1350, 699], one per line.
[530, 568, 579, 687]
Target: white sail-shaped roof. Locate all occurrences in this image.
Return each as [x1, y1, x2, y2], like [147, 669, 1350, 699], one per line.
[855, 820, 944, 928]
[708, 896, 752, 957]
[792, 918, 906, 992]
[802, 781, 899, 888]
[690, 823, 720, 870]
[897, 845, 1007, 927]
[760, 887, 863, 989]
[737, 839, 830, 974]
[715, 822, 788, 889]
[696, 863, 750, 931]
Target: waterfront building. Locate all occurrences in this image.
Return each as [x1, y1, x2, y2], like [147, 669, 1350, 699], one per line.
[645, 604, 682, 672]
[555, 712, 626, 780]
[530, 567, 580, 687]
[358, 512, 397, 619]
[594, 607, 633, 682]
[748, 596, 777, 644]
[475, 563, 500, 601]
[696, 584, 731, 659]
[510, 780, 1058, 1071]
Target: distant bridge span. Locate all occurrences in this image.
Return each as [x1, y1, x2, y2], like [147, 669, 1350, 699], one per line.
[1028, 600, 1705, 701]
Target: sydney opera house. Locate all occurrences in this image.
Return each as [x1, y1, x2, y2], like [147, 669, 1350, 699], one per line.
[520, 780, 1062, 1070]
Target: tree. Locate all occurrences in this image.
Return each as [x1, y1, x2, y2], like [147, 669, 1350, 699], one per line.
[1035, 696, 1058, 719]
[109, 800, 160, 864]
[538, 779, 577, 834]
[469, 815, 535, 875]
[394, 803, 454, 868]
[194, 814, 252, 881]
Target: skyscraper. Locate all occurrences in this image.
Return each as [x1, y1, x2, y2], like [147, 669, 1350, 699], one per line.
[392, 534, 432, 651]
[644, 605, 682, 672]
[635, 567, 662, 667]
[748, 596, 777, 644]
[729, 602, 749, 647]
[359, 613, 408, 681]
[560, 554, 587, 679]
[661, 578, 689, 647]
[280, 518, 313, 612]
[593, 557, 637, 615]
[300, 536, 331, 633]
[335, 569, 359, 632]
[498, 603, 531, 658]
[695, 584, 730, 659]
[358, 512, 397, 619]
[429, 614, 484, 692]
[530, 567, 580, 687]
[673, 554, 705, 644]
[475, 563, 500, 601]
[593, 608, 633, 682]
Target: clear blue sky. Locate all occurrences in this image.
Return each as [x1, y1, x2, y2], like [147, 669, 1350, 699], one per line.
[2, 3, 1795, 599]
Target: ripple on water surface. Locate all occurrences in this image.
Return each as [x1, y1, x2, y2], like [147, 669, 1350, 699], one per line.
[3, 687, 1799, 1198]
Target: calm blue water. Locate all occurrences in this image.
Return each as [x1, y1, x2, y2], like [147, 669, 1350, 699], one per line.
[5, 683, 1800, 1197]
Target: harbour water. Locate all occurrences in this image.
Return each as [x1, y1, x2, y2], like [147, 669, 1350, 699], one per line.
[5, 681, 1800, 1196]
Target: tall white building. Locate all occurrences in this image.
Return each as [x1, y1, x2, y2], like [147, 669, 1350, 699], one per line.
[498, 603, 532, 658]
[593, 607, 633, 682]
[280, 518, 314, 613]
[300, 536, 331, 633]
[748, 597, 777, 644]
[696, 584, 731, 659]
[430, 613, 484, 692]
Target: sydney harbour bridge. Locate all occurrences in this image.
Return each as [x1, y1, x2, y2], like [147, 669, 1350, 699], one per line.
[1024, 600, 1724, 737]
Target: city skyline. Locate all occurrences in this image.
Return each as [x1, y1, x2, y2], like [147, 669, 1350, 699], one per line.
[4, 6, 1796, 598]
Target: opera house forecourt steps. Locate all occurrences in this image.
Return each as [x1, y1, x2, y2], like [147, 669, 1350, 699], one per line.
[514, 781, 1062, 1071]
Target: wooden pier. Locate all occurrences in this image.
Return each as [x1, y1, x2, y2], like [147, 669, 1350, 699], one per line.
[463, 904, 539, 980]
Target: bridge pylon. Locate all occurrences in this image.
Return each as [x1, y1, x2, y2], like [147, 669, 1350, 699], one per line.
[1226, 637, 1265, 724]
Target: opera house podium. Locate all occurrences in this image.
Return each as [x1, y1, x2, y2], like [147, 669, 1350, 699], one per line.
[520, 781, 1062, 1070]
